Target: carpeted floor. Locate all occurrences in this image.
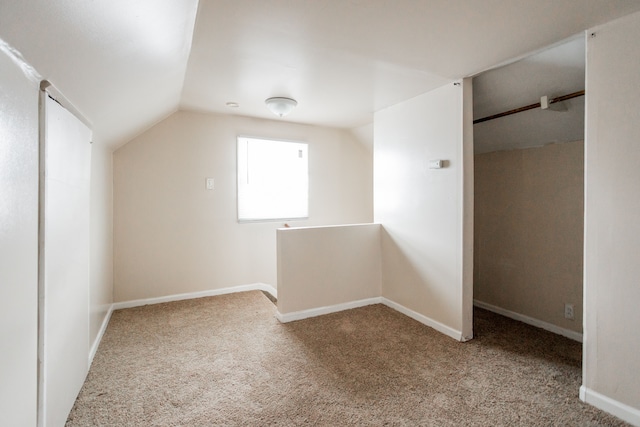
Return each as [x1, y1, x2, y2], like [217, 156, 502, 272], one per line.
[67, 291, 628, 426]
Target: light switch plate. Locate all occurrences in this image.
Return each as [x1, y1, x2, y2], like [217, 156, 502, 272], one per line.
[205, 178, 214, 190]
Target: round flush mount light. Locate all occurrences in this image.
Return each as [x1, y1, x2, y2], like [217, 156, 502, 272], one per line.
[265, 97, 297, 117]
[226, 102, 240, 108]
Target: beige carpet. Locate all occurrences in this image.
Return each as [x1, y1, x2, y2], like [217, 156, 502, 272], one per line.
[67, 291, 628, 426]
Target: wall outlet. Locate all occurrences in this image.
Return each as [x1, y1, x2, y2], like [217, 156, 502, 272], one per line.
[564, 303, 575, 320]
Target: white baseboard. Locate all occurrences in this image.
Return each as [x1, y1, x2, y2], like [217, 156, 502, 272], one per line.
[112, 283, 277, 310]
[276, 297, 383, 323]
[580, 386, 640, 426]
[275, 296, 464, 342]
[91, 284, 277, 369]
[473, 299, 583, 342]
[89, 304, 114, 367]
[381, 298, 464, 341]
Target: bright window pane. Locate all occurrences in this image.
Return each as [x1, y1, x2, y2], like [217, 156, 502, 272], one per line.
[237, 137, 308, 221]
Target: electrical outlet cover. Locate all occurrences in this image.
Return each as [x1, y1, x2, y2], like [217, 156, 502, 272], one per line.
[564, 303, 574, 320]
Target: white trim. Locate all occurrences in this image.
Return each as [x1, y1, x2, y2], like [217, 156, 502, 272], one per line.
[277, 222, 381, 231]
[276, 297, 383, 323]
[474, 299, 583, 342]
[275, 296, 465, 341]
[89, 305, 113, 367]
[580, 386, 640, 426]
[112, 283, 277, 310]
[381, 298, 464, 341]
[88, 284, 277, 374]
[41, 80, 92, 129]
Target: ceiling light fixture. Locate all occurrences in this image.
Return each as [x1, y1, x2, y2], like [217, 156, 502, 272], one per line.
[265, 97, 297, 117]
[226, 102, 240, 108]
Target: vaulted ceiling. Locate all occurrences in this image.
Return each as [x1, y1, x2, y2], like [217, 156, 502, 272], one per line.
[2, 0, 640, 149]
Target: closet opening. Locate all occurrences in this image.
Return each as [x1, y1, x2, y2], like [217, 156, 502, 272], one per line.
[471, 36, 586, 344]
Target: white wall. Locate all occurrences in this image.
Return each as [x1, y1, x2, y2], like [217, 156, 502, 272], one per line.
[277, 224, 381, 316]
[582, 11, 640, 422]
[374, 81, 473, 341]
[0, 42, 113, 425]
[0, 44, 39, 427]
[89, 143, 113, 354]
[114, 111, 373, 302]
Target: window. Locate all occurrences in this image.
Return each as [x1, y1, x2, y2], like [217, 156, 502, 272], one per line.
[237, 136, 308, 221]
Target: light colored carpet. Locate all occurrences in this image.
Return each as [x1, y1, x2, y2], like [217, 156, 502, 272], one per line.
[67, 291, 628, 426]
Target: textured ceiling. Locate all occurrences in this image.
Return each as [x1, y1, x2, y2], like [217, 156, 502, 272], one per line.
[2, 1, 640, 148]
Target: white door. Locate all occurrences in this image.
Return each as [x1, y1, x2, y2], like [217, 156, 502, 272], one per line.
[39, 94, 92, 427]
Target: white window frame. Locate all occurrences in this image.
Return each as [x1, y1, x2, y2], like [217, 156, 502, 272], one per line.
[237, 136, 309, 222]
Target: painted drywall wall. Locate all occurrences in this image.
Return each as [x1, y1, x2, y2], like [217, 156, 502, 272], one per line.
[474, 141, 584, 334]
[0, 45, 39, 427]
[89, 143, 113, 352]
[374, 81, 473, 340]
[583, 11, 640, 420]
[114, 111, 373, 302]
[349, 122, 373, 152]
[277, 224, 381, 315]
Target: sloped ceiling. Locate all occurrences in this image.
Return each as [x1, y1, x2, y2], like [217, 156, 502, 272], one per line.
[2, 1, 640, 149]
[0, 0, 198, 147]
[474, 37, 586, 153]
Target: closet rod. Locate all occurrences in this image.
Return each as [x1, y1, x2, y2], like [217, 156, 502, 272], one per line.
[473, 90, 585, 124]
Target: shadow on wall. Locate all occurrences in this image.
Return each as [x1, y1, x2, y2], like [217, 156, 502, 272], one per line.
[380, 227, 453, 322]
[275, 223, 467, 340]
[473, 141, 584, 334]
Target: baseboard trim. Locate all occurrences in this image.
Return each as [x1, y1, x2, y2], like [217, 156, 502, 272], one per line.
[112, 283, 278, 310]
[473, 299, 583, 342]
[89, 304, 114, 367]
[275, 296, 464, 341]
[580, 386, 640, 426]
[276, 297, 383, 323]
[381, 298, 464, 341]
[90, 284, 277, 369]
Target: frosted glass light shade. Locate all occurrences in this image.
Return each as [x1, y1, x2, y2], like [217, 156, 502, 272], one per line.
[265, 97, 297, 117]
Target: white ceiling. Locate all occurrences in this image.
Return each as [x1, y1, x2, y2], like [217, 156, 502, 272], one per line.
[2, 1, 640, 148]
[474, 37, 586, 120]
[474, 37, 586, 153]
[0, 0, 198, 147]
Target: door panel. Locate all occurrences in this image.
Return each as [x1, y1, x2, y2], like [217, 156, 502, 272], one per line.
[40, 94, 91, 427]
